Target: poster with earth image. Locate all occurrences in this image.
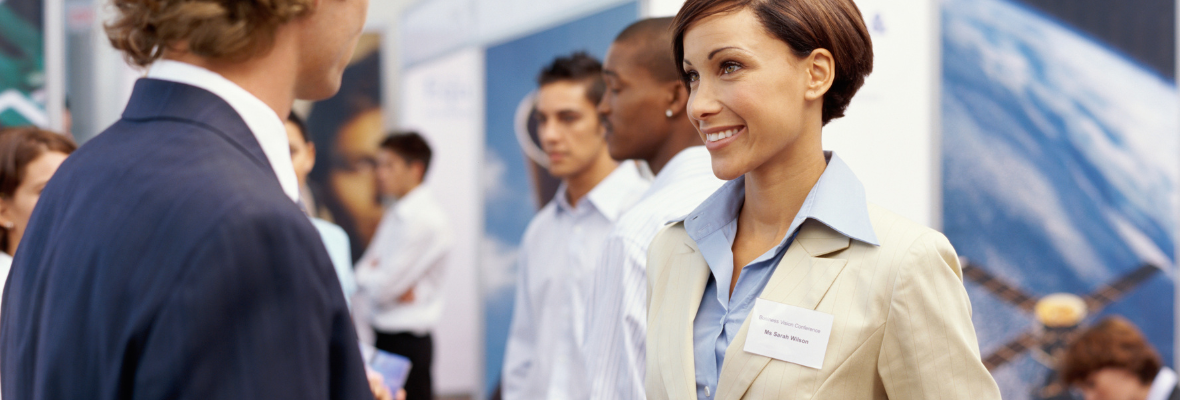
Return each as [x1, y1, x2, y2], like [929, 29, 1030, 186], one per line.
[941, 0, 1178, 398]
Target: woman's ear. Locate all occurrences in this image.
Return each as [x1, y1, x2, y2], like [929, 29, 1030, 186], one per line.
[804, 49, 835, 101]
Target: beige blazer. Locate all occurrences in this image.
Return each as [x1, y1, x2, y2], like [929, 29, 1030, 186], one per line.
[645, 204, 1001, 400]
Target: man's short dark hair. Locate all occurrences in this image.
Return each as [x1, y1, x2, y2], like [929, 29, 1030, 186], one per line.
[537, 51, 607, 105]
[614, 18, 680, 83]
[287, 112, 310, 143]
[380, 131, 433, 175]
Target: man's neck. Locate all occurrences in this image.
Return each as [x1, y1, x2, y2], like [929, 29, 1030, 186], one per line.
[564, 151, 618, 207]
[163, 40, 299, 120]
[647, 123, 703, 175]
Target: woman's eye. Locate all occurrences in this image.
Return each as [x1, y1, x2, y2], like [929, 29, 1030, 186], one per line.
[722, 63, 742, 74]
[686, 70, 699, 82]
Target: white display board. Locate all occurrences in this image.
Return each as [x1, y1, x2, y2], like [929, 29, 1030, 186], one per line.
[822, 0, 940, 228]
[399, 48, 486, 396]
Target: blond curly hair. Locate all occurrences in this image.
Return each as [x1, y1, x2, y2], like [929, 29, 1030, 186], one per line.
[105, 0, 315, 67]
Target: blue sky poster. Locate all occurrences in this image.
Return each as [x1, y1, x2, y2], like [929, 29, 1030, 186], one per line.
[941, 0, 1178, 398]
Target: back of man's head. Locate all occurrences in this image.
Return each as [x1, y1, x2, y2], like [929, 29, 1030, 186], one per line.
[537, 51, 606, 105]
[613, 17, 679, 83]
[106, 0, 314, 67]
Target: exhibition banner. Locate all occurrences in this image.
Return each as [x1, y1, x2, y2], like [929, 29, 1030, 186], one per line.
[941, 0, 1178, 398]
[481, 2, 637, 396]
[306, 33, 384, 261]
[0, 0, 46, 127]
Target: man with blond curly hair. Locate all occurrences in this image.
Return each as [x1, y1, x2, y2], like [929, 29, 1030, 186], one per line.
[0, 0, 388, 399]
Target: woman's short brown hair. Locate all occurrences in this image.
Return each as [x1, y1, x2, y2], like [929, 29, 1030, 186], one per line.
[1061, 316, 1163, 386]
[671, 0, 873, 125]
[0, 127, 77, 251]
[105, 0, 315, 67]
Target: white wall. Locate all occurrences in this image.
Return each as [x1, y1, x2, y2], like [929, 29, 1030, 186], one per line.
[642, 0, 684, 17]
[822, 0, 941, 228]
[399, 48, 486, 397]
[401, 0, 634, 67]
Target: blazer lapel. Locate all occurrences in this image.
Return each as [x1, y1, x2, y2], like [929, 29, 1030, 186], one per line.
[651, 232, 712, 399]
[715, 220, 851, 400]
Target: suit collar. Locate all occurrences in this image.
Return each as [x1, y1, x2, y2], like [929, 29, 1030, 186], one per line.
[716, 220, 852, 400]
[649, 223, 712, 399]
[122, 78, 273, 175]
[657, 220, 854, 400]
[140, 60, 299, 202]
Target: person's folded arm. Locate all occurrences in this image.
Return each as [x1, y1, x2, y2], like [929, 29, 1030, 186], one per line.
[355, 218, 449, 307]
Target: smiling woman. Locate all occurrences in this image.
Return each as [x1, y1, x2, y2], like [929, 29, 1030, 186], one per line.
[642, 1, 1001, 399]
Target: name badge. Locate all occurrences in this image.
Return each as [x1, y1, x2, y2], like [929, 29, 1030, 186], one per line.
[742, 298, 834, 369]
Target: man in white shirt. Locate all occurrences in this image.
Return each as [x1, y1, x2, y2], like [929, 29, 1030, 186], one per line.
[583, 18, 727, 400]
[355, 132, 451, 400]
[502, 52, 650, 400]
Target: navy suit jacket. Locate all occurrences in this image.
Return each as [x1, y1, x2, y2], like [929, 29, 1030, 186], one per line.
[0, 79, 373, 400]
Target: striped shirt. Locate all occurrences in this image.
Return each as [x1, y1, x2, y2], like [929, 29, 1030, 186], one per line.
[583, 146, 726, 399]
[502, 162, 650, 400]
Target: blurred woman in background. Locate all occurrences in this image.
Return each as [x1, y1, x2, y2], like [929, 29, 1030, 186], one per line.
[0, 127, 75, 285]
[1063, 316, 1178, 400]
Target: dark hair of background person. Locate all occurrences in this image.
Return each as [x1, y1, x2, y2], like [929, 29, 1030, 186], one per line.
[380, 131, 433, 176]
[288, 111, 310, 143]
[614, 17, 680, 83]
[0, 127, 77, 251]
[671, 0, 874, 125]
[537, 51, 607, 105]
[104, 0, 315, 67]
[1061, 316, 1163, 386]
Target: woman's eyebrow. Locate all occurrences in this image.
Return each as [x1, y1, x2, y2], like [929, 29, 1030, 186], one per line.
[709, 46, 739, 60]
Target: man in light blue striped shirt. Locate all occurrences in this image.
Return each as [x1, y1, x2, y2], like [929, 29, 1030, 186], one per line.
[584, 18, 727, 400]
[502, 52, 651, 400]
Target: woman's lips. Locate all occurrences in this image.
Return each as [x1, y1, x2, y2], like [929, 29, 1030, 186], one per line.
[702, 126, 745, 149]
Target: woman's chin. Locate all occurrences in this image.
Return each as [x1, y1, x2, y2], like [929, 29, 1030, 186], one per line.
[709, 161, 746, 181]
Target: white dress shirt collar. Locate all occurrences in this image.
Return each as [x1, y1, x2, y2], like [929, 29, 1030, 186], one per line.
[650, 146, 710, 194]
[391, 185, 433, 218]
[554, 161, 644, 222]
[146, 60, 300, 203]
[1147, 367, 1178, 400]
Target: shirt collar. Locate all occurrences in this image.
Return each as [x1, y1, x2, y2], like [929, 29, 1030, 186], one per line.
[1147, 367, 1177, 400]
[683, 151, 878, 247]
[650, 146, 711, 193]
[146, 60, 300, 203]
[554, 161, 642, 222]
[392, 185, 431, 218]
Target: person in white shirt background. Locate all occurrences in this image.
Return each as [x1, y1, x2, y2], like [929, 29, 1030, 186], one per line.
[285, 112, 357, 306]
[582, 18, 726, 400]
[355, 131, 452, 400]
[1062, 316, 1179, 400]
[0, 127, 75, 292]
[502, 52, 650, 400]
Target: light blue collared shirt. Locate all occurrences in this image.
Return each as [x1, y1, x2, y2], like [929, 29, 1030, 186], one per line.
[684, 152, 879, 399]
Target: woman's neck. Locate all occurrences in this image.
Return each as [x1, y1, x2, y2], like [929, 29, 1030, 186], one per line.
[739, 137, 827, 244]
